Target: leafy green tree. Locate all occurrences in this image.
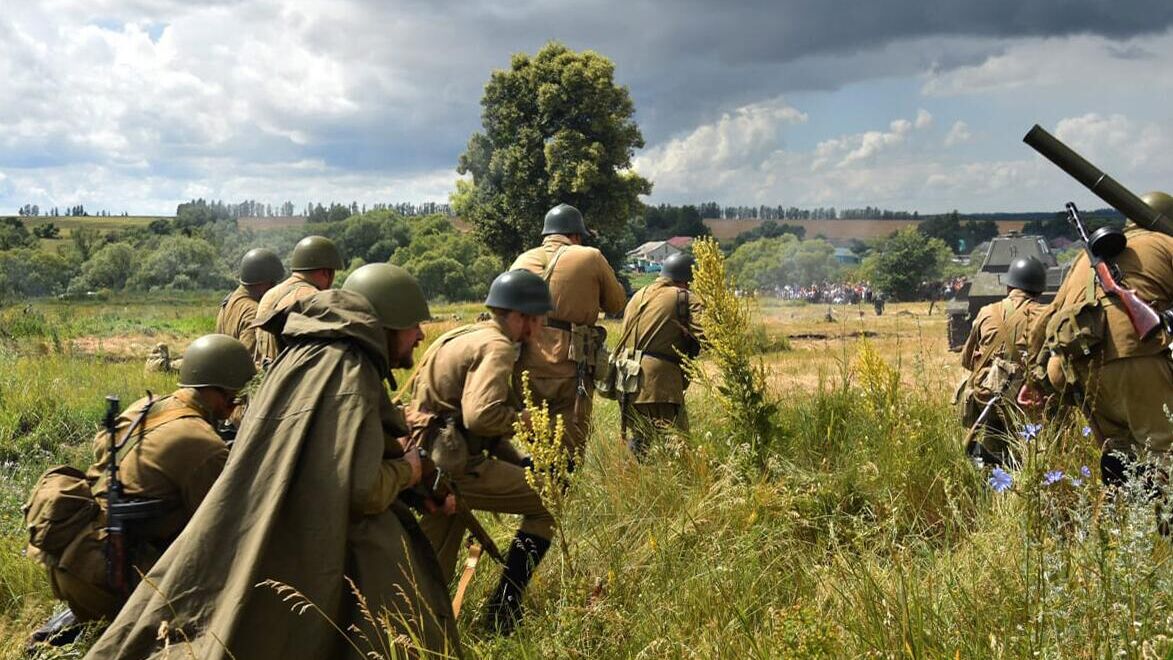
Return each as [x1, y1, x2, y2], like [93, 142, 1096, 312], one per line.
[453, 41, 652, 261]
[727, 235, 839, 291]
[68, 243, 136, 292]
[129, 236, 233, 290]
[0, 218, 38, 250]
[0, 249, 75, 300]
[862, 227, 952, 300]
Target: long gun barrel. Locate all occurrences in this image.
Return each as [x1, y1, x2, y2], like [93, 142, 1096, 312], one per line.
[1023, 124, 1173, 236]
[103, 396, 128, 597]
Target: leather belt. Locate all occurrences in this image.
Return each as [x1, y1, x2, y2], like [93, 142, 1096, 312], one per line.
[643, 351, 681, 365]
[546, 318, 573, 332]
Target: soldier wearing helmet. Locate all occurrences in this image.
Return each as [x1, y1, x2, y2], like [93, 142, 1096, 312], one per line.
[30, 335, 255, 625]
[1021, 191, 1173, 487]
[405, 269, 556, 635]
[252, 235, 344, 366]
[89, 265, 461, 656]
[216, 248, 285, 356]
[612, 253, 704, 459]
[509, 203, 627, 468]
[959, 255, 1048, 466]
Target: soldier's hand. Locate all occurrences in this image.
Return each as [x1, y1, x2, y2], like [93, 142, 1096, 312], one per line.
[404, 448, 423, 487]
[423, 493, 457, 516]
[1017, 383, 1043, 409]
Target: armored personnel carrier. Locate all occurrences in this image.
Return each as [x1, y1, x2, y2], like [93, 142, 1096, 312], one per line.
[946, 233, 1068, 350]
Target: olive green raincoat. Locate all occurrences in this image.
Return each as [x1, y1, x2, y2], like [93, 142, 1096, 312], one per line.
[86, 289, 459, 659]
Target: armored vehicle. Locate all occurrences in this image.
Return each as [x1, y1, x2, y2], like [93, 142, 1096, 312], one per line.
[946, 233, 1068, 350]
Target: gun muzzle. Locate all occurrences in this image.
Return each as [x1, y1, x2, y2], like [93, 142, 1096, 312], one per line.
[1024, 124, 1173, 236]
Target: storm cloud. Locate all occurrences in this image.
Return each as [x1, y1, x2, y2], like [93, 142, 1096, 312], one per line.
[1, 0, 1172, 212]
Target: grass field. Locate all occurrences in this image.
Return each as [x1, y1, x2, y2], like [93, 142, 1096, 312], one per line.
[1, 290, 1169, 658]
[702, 218, 1030, 241]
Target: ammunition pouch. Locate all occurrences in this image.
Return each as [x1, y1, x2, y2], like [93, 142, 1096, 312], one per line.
[978, 356, 1018, 396]
[404, 407, 471, 475]
[22, 466, 100, 565]
[609, 349, 644, 399]
[953, 376, 981, 429]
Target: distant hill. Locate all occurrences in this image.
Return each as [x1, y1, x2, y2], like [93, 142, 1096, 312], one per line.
[702, 218, 1031, 242]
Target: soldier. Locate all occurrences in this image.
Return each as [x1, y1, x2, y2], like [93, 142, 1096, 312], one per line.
[958, 256, 1047, 466]
[1021, 191, 1173, 487]
[26, 335, 254, 627]
[613, 253, 703, 459]
[216, 248, 285, 356]
[510, 203, 627, 467]
[88, 264, 459, 658]
[408, 269, 556, 635]
[253, 234, 343, 366]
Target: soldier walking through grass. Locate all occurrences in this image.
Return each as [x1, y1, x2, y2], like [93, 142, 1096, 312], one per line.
[612, 253, 703, 459]
[510, 203, 627, 469]
[958, 256, 1047, 466]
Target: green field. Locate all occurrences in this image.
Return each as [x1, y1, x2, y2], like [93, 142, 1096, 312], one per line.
[1, 294, 1169, 657]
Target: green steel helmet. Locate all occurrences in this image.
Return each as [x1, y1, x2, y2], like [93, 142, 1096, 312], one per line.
[541, 203, 587, 236]
[238, 248, 285, 285]
[290, 235, 344, 271]
[342, 263, 431, 329]
[1004, 256, 1047, 294]
[1141, 191, 1173, 218]
[484, 270, 554, 316]
[178, 334, 256, 391]
[661, 253, 695, 283]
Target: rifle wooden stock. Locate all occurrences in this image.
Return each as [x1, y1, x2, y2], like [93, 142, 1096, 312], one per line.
[1093, 261, 1162, 340]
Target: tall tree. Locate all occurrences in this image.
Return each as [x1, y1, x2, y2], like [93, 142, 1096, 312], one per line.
[453, 42, 652, 261]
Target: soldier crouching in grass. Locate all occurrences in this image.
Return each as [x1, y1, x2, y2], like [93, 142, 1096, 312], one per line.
[611, 253, 703, 460]
[406, 270, 556, 636]
[216, 247, 285, 356]
[86, 264, 460, 659]
[24, 335, 254, 648]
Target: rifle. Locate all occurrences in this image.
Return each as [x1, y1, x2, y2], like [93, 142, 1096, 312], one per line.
[1065, 202, 1162, 340]
[400, 449, 504, 565]
[103, 395, 167, 598]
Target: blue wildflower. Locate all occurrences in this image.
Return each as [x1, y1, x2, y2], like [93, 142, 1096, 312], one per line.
[1042, 470, 1064, 486]
[1019, 423, 1042, 442]
[1081, 426, 1092, 438]
[989, 467, 1013, 493]
[1080, 465, 1091, 478]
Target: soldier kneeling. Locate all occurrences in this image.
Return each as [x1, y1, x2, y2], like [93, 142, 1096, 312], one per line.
[24, 335, 254, 644]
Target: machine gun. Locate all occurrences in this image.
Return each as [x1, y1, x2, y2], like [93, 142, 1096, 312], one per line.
[1023, 124, 1165, 339]
[103, 395, 167, 598]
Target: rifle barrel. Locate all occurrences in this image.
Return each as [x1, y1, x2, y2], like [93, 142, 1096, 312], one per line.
[1024, 125, 1173, 236]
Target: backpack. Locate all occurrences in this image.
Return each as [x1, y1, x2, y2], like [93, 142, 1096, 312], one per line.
[22, 466, 100, 566]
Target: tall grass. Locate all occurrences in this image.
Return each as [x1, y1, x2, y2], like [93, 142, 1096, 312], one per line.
[1, 298, 1171, 658]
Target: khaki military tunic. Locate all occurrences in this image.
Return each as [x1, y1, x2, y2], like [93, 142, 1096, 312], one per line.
[510, 234, 627, 461]
[408, 320, 554, 582]
[1027, 228, 1173, 455]
[253, 273, 319, 365]
[959, 289, 1044, 458]
[615, 278, 703, 454]
[48, 388, 226, 622]
[216, 285, 260, 356]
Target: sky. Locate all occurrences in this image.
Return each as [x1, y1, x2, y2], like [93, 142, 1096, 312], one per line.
[2, 0, 1173, 216]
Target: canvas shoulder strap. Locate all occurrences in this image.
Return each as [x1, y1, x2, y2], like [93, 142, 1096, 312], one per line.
[395, 324, 490, 401]
[540, 245, 571, 282]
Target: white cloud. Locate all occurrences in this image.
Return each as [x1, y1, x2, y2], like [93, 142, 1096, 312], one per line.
[914, 109, 933, 129]
[944, 121, 972, 147]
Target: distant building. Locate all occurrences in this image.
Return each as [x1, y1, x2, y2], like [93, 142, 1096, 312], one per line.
[666, 236, 694, 251]
[833, 247, 860, 265]
[626, 240, 682, 270]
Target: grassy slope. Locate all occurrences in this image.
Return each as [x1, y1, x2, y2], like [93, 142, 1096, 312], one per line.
[1, 297, 1169, 658]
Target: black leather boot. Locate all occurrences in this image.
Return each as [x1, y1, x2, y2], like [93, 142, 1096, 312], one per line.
[482, 531, 551, 636]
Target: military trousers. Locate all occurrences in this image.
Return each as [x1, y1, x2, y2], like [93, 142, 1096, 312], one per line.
[1081, 353, 1173, 456]
[531, 375, 593, 468]
[48, 566, 119, 623]
[622, 402, 688, 459]
[419, 458, 555, 584]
